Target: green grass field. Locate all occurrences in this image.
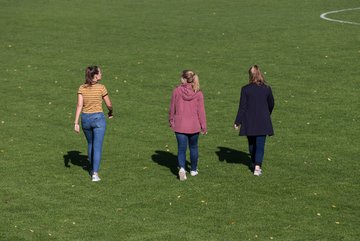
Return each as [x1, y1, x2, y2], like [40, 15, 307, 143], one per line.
[1, 0, 359, 240]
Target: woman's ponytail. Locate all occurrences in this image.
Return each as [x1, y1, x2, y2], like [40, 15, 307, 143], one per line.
[181, 70, 200, 92]
[192, 74, 200, 92]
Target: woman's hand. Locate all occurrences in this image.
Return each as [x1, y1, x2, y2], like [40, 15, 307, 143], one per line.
[108, 110, 113, 119]
[74, 123, 80, 133]
[234, 124, 239, 130]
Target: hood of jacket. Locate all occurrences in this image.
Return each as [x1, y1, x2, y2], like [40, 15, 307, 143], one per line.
[179, 83, 199, 101]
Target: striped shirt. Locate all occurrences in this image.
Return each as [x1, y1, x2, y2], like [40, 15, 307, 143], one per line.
[78, 83, 108, 113]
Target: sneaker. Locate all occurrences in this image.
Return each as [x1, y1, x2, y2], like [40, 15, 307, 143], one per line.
[190, 170, 198, 176]
[92, 174, 101, 182]
[178, 168, 187, 181]
[253, 169, 262, 176]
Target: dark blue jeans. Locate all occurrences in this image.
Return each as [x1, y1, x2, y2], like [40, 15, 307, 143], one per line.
[81, 112, 106, 173]
[247, 135, 266, 167]
[175, 132, 199, 171]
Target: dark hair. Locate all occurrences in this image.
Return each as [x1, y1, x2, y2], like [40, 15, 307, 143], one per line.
[248, 65, 266, 85]
[85, 66, 100, 85]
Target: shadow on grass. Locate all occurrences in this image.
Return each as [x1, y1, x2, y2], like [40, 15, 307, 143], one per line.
[151, 150, 181, 177]
[63, 151, 90, 173]
[216, 146, 253, 171]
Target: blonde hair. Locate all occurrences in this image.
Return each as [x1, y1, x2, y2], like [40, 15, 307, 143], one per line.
[248, 65, 266, 85]
[181, 70, 200, 92]
[192, 74, 200, 92]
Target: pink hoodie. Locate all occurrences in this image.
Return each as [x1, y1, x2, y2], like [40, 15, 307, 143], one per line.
[169, 83, 207, 134]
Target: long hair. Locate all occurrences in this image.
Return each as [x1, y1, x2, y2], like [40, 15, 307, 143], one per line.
[248, 65, 266, 85]
[192, 74, 200, 92]
[181, 70, 200, 92]
[85, 66, 99, 85]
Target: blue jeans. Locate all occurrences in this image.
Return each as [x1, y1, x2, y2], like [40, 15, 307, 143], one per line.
[81, 112, 106, 173]
[175, 132, 199, 171]
[247, 135, 266, 167]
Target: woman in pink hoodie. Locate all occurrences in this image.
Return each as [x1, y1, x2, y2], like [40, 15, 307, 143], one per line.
[169, 70, 207, 181]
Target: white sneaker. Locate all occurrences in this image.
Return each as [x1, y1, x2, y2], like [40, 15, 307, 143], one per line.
[190, 170, 198, 176]
[253, 169, 262, 176]
[178, 168, 187, 181]
[92, 175, 101, 182]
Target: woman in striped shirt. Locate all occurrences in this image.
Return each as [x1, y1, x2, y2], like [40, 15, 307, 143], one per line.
[74, 66, 113, 182]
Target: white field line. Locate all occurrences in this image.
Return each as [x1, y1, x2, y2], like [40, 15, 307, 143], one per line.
[320, 7, 360, 25]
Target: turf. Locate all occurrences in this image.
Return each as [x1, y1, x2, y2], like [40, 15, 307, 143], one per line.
[0, 0, 359, 240]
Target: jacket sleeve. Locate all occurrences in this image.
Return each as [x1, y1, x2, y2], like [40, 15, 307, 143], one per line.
[197, 92, 207, 132]
[234, 87, 246, 125]
[267, 87, 274, 114]
[168, 89, 176, 127]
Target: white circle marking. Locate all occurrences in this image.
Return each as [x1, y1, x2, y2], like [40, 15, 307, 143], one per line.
[320, 7, 360, 25]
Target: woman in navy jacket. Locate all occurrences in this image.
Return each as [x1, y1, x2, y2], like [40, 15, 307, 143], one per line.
[234, 65, 274, 176]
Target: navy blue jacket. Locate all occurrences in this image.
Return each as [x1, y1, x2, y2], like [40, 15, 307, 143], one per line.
[234, 83, 274, 136]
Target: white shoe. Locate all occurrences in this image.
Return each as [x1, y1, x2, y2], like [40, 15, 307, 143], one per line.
[92, 175, 101, 182]
[178, 168, 187, 181]
[190, 170, 198, 176]
[253, 169, 262, 176]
